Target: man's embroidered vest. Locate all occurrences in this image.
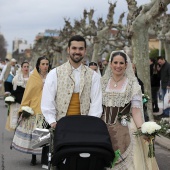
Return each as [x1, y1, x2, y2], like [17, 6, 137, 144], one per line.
[55, 61, 93, 120]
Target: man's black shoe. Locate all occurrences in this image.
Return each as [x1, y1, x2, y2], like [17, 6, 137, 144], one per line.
[30, 160, 37, 166]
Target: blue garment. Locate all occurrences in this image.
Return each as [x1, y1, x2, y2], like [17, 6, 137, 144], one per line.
[6, 74, 14, 83]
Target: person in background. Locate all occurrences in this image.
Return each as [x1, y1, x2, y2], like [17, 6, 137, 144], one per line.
[0, 58, 18, 96]
[5, 61, 30, 131]
[89, 61, 101, 77]
[157, 56, 170, 117]
[11, 56, 50, 169]
[0, 59, 9, 95]
[0, 60, 5, 80]
[98, 61, 103, 75]
[0, 60, 6, 74]
[101, 50, 159, 169]
[5, 58, 10, 64]
[150, 58, 160, 113]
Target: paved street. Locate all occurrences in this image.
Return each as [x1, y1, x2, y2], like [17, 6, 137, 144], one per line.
[0, 97, 170, 170]
[0, 98, 42, 170]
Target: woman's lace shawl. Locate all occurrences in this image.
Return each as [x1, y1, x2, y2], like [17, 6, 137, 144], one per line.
[102, 76, 142, 108]
[12, 69, 29, 90]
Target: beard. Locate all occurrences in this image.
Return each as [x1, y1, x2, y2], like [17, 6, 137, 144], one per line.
[69, 53, 84, 63]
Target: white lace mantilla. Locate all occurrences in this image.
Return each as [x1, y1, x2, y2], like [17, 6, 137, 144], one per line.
[12, 69, 29, 90]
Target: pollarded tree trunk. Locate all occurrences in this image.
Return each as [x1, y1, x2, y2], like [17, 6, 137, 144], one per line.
[91, 27, 109, 62]
[129, 0, 170, 121]
[164, 43, 170, 62]
[157, 14, 170, 61]
[164, 28, 170, 61]
[131, 24, 153, 121]
[61, 50, 68, 63]
[29, 52, 38, 68]
[91, 1, 117, 62]
[91, 39, 100, 62]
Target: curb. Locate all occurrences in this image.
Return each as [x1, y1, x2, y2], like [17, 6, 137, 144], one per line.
[155, 135, 170, 150]
[153, 102, 170, 150]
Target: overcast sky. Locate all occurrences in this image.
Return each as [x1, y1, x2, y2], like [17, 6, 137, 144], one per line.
[0, 0, 160, 52]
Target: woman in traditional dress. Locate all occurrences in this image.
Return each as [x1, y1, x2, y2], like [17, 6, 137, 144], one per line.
[101, 50, 159, 170]
[5, 61, 29, 131]
[11, 56, 50, 168]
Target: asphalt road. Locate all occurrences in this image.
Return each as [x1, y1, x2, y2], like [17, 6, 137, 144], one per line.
[0, 97, 170, 170]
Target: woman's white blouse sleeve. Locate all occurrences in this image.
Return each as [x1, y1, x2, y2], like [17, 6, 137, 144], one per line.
[131, 94, 142, 108]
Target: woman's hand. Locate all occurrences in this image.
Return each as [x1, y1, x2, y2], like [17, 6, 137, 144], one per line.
[142, 135, 154, 142]
[50, 122, 57, 128]
[142, 135, 155, 142]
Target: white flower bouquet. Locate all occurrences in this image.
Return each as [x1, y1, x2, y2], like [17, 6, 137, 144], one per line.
[21, 106, 34, 119]
[4, 96, 15, 116]
[134, 121, 161, 158]
[5, 96, 15, 105]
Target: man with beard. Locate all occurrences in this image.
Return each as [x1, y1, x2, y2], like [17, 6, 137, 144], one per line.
[41, 35, 102, 129]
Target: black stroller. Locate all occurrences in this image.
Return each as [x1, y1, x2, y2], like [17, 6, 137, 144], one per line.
[50, 115, 115, 170]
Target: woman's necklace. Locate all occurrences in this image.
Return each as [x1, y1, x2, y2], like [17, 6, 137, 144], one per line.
[112, 75, 124, 88]
[23, 74, 29, 78]
[39, 72, 47, 79]
[23, 74, 29, 87]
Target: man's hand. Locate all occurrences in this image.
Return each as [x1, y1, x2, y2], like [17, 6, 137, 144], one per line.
[50, 122, 57, 128]
[167, 86, 170, 89]
[0, 80, 3, 84]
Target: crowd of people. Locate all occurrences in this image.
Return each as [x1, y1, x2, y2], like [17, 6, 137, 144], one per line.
[1, 34, 169, 169]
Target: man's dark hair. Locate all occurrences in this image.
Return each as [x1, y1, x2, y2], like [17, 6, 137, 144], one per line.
[68, 35, 86, 48]
[157, 56, 165, 60]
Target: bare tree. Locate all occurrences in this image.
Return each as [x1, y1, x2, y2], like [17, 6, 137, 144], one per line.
[0, 34, 7, 60]
[126, 0, 170, 120]
[158, 14, 170, 61]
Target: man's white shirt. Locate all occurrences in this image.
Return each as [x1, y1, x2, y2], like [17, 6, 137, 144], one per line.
[41, 65, 102, 125]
